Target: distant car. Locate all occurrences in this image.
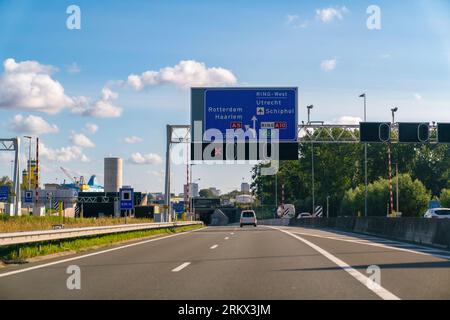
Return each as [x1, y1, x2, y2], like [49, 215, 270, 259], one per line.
[297, 213, 313, 219]
[424, 208, 450, 219]
[240, 210, 257, 227]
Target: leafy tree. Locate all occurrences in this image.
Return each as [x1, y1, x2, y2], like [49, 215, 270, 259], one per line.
[340, 174, 430, 217]
[440, 189, 450, 208]
[199, 189, 215, 198]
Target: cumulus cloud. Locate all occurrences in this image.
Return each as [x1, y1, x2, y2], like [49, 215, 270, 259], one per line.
[123, 136, 143, 144]
[8, 114, 59, 135]
[332, 116, 362, 125]
[0, 58, 73, 114]
[40, 143, 89, 163]
[316, 6, 349, 23]
[129, 152, 163, 165]
[71, 88, 122, 118]
[70, 132, 95, 148]
[321, 59, 337, 71]
[84, 123, 99, 134]
[126, 60, 237, 91]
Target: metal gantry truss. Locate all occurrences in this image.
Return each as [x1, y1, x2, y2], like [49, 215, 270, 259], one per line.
[167, 124, 362, 144]
[168, 123, 441, 144]
[0, 138, 21, 215]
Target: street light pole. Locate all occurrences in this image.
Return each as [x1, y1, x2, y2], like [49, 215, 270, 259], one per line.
[359, 94, 368, 217]
[307, 105, 315, 215]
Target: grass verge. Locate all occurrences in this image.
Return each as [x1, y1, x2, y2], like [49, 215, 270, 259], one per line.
[0, 215, 155, 233]
[0, 224, 202, 263]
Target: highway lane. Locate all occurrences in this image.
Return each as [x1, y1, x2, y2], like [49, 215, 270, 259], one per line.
[0, 225, 449, 299]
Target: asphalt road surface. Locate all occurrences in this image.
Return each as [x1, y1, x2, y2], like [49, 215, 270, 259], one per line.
[1, 225, 450, 300]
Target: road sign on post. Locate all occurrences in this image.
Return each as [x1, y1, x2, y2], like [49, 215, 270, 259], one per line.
[0, 186, 8, 202]
[24, 190, 33, 204]
[360, 122, 391, 143]
[119, 187, 134, 210]
[398, 123, 430, 143]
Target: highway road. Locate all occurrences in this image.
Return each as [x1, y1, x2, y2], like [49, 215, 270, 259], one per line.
[1, 225, 450, 300]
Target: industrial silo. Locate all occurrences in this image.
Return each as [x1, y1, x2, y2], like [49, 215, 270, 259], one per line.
[104, 158, 123, 192]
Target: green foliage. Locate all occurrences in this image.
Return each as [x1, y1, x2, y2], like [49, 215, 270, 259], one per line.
[440, 189, 450, 208]
[199, 189, 216, 198]
[340, 174, 430, 217]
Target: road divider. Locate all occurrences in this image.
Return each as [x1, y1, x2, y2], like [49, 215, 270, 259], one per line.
[290, 217, 450, 249]
[0, 221, 204, 246]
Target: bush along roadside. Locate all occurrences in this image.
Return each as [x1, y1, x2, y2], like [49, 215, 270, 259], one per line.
[0, 224, 202, 263]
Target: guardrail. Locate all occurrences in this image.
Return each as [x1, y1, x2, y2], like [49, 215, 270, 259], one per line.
[0, 221, 204, 246]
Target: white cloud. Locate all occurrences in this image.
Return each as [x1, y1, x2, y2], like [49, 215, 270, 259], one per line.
[8, 114, 59, 135]
[84, 123, 98, 134]
[67, 62, 81, 74]
[285, 14, 308, 29]
[70, 132, 95, 148]
[316, 6, 349, 23]
[332, 116, 363, 125]
[126, 60, 237, 91]
[129, 152, 163, 165]
[40, 143, 88, 163]
[0, 58, 73, 114]
[414, 93, 423, 101]
[124, 136, 143, 144]
[321, 59, 337, 71]
[71, 87, 122, 118]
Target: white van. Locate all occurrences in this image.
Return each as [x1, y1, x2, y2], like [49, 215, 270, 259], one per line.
[240, 210, 257, 227]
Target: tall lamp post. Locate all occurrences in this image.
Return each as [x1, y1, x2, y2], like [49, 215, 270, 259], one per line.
[359, 94, 368, 217]
[388, 107, 398, 216]
[307, 105, 315, 215]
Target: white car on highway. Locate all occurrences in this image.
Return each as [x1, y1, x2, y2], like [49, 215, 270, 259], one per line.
[240, 210, 257, 227]
[297, 213, 313, 219]
[424, 208, 450, 219]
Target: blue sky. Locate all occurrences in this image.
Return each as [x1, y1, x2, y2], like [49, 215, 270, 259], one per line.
[1, 0, 450, 194]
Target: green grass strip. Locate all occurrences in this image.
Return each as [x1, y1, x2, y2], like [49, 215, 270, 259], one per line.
[0, 224, 202, 262]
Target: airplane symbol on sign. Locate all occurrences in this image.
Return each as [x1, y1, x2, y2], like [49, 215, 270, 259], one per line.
[257, 107, 265, 115]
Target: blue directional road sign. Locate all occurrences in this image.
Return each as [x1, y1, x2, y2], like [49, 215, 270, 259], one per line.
[0, 186, 8, 202]
[119, 187, 134, 210]
[24, 190, 33, 204]
[204, 88, 298, 142]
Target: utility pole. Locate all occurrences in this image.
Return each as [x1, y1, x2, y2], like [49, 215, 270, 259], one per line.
[307, 105, 315, 215]
[326, 196, 330, 218]
[359, 94, 368, 217]
[396, 163, 399, 214]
